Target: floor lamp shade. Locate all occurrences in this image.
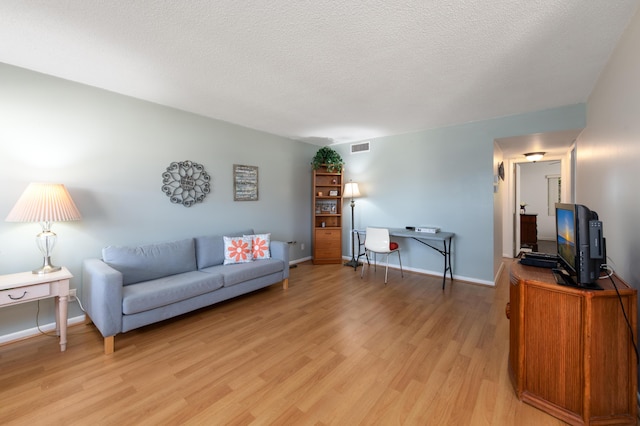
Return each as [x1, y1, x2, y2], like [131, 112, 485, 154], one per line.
[6, 183, 82, 274]
[343, 182, 361, 199]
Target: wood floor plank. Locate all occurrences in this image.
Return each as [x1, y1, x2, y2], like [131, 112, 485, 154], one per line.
[0, 260, 575, 425]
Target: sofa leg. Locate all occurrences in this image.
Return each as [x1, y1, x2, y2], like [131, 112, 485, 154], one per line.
[282, 278, 289, 289]
[104, 336, 115, 355]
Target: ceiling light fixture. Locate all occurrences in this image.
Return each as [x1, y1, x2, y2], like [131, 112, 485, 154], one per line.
[524, 152, 545, 162]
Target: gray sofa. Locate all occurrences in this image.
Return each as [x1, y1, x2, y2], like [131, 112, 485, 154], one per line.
[82, 229, 289, 354]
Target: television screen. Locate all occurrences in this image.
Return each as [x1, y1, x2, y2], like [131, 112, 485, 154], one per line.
[556, 205, 577, 275]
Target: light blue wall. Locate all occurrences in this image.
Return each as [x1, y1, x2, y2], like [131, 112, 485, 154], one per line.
[0, 63, 316, 338]
[0, 61, 587, 342]
[333, 104, 585, 284]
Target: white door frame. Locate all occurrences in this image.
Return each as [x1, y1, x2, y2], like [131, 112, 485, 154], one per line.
[504, 154, 569, 257]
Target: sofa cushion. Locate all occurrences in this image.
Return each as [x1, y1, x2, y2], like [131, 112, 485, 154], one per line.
[103, 238, 197, 285]
[202, 258, 284, 287]
[122, 270, 224, 314]
[195, 229, 254, 269]
[245, 233, 271, 260]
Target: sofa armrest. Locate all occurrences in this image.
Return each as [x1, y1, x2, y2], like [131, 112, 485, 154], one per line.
[269, 240, 290, 279]
[82, 258, 124, 338]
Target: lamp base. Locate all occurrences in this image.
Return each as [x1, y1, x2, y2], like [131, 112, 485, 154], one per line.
[33, 265, 62, 275]
[33, 257, 61, 274]
[344, 259, 362, 269]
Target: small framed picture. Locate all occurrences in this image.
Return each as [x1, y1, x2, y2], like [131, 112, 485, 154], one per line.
[233, 164, 259, 201]
[329, 190, 338, 196]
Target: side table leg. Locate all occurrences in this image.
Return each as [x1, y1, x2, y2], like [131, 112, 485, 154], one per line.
[55, 296, 60, 336]
[58, 295, 68, 351]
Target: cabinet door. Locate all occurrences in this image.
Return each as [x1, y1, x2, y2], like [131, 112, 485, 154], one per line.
[508, 280, 523, 396]
[314, 229, 342, 263]
[524, 286, 583, 414]
[588, 293, 638, 419]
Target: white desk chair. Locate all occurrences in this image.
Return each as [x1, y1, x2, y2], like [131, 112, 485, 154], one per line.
[360, 227, 403, 284]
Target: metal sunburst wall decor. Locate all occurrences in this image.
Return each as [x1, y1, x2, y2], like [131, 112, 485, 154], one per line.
[161, 160, 211, 207]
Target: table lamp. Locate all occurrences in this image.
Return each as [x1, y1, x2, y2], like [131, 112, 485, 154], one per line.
[343, 181, 362, 269]
[6, 183, 82, 274]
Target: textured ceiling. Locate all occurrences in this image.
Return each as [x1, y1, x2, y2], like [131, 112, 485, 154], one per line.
[1, 1, 638, 147]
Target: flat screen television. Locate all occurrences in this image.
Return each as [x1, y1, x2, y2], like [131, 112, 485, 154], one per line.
[555, 203, 605, 287]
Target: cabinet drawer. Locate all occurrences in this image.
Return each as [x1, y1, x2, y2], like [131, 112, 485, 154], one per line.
[316, 239, 341, 250]
[315, 229, 341, 244]
[0, 283, 50, 305]
[314, 248, 342, 259]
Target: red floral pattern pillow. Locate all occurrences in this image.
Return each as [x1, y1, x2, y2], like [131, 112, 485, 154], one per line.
[223, 236, 253, 265]
[245, 233, 271, 260]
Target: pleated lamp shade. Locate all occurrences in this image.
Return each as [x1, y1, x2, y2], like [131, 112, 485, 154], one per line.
[6, 183, 81, 273]
[6, 183, 82, 223]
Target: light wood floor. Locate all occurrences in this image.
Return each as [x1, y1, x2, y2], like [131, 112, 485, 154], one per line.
[0, 260, 567, 425]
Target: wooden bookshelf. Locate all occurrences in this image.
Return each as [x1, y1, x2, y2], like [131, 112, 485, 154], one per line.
[312, 165, 343, 264]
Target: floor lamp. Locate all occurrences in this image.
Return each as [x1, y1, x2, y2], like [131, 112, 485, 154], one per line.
[343, 181, 361, 269]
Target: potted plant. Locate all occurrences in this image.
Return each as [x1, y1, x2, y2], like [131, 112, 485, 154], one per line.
[311, 147, 344, 173]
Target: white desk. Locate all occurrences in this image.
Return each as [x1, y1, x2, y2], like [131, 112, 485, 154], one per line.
[0, 267, 73, 351]
[355, 228, 454, 289]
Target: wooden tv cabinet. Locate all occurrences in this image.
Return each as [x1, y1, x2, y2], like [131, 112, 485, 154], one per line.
[508, 262, 637, 425]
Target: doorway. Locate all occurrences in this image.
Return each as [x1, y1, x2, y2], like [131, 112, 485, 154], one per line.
[514, 159, 562, 256]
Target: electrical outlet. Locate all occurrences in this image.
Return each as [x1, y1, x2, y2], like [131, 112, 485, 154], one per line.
[69, 288, 77, 301]
[301, 243, 305, 250]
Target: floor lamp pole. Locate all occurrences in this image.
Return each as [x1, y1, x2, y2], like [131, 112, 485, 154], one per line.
[344, 198, 360, 269]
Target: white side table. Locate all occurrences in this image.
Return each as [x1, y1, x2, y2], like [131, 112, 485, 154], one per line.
[0, 267, 73, 351]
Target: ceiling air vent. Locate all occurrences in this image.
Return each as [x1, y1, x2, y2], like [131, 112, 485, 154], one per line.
[350, 141, 370, 154]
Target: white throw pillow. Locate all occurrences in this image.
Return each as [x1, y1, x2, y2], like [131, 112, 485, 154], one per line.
[223, 236, 253, 264]
[244, 233, 271, 260]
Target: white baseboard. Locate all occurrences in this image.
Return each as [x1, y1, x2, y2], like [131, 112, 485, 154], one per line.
[0, 315, 86, 346]
[341, 256, 494, 286]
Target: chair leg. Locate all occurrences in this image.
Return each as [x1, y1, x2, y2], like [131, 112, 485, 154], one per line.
[384, 253, 390, 284]
[363, 250, 402, 284]
[361, 250, 367, 279]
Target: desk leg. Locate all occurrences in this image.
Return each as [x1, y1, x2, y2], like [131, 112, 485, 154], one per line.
[447, 239, 453, 282]
[442, 242, 447, 289]
[57, 295, 68, 352]
[442, 238, 454, 290]
[351, 231, 367, 270]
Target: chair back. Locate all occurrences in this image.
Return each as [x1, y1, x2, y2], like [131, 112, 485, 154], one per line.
[364, 227, 391, 253]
